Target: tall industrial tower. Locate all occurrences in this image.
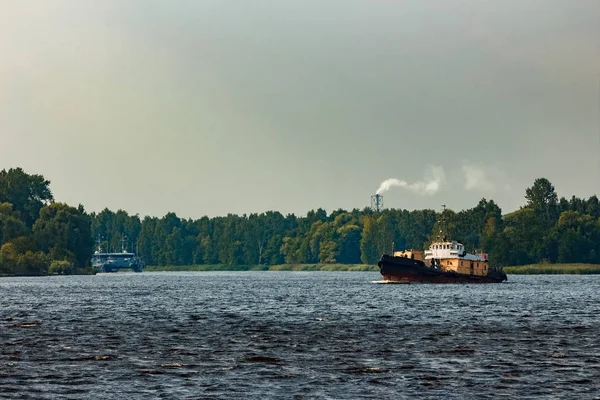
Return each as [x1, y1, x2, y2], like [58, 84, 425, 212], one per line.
[371, 194, 383, 212]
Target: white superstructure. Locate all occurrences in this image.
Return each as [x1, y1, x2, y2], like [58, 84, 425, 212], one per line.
[424, 240, 487, 262]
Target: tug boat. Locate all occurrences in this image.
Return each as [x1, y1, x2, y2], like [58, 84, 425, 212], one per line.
[377, 208, 507, 283]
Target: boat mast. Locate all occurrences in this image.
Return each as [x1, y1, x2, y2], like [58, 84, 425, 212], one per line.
[439, 204, 447, 241]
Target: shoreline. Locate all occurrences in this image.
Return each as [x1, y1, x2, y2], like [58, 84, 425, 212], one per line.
[4, 263, 600, 276]
[502, 263, 600, 275]
[144, 264, 379, 272]
[146, 263, 600, 275]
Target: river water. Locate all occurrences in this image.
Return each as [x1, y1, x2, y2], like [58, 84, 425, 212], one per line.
[1, 272, 599, 399]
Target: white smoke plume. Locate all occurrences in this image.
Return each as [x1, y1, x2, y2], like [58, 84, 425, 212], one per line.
[376, 178, 409, 194]
[376, 166, 446, 196]
[461, 164, 500, 192]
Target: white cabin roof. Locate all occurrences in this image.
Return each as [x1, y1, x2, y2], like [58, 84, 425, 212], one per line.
[424, 240, 487, 261]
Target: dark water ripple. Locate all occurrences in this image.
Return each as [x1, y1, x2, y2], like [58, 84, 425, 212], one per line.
[1, 272, 599, 399]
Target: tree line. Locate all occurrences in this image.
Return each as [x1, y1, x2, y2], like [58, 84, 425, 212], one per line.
[1, 167, 599, 276]
[90, 177, 600, 268]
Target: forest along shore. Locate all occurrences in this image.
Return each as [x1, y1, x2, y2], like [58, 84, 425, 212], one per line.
[143, 263, 600, 275]
[3, 167, 600, 277]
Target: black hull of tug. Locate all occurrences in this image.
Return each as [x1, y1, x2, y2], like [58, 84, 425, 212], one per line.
[378, 255, 507, 283]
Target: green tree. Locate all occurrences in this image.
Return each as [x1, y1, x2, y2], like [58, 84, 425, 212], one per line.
[0, 168, 53, 226]
[399, 209, 436, 250]
[280, 236, 302, 264]
[360, 216, 380, 264]
[49, 260, 75, 275]
[201, 236, 219, 264]
[164, 227, 184, 265]
[525, 178, 559, 228]
[0, 243, 48, 275]
[33, 203, 93, 268]
[554, 211, 599, 263]
[499, 208, 540, 265]
[0, 242, 18, 274]
[263, 234, 285, 264]
[586, 195, 600, 219]
[0, 203, 29, 245]
[337, 222, 361, 264]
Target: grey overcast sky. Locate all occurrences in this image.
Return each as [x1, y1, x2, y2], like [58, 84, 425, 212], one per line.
[1, 1, 599, 218]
